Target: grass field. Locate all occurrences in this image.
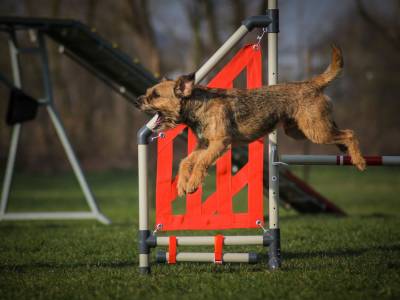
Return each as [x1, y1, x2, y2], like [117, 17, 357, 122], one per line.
[0, 167, 399, 299]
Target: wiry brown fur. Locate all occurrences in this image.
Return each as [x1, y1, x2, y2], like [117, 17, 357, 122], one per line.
[135, 45, 366, 196]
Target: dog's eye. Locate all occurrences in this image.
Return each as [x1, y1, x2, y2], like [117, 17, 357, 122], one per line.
[151, 90, 159, 98]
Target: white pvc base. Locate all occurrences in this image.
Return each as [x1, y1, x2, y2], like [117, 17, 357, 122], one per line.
[0, 211, 110, 224]
[162, 252, 256, 263]
[156, 235, 263, 246]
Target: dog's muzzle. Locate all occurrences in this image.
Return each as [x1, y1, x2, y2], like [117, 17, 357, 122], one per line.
[134, 95, 145, 108]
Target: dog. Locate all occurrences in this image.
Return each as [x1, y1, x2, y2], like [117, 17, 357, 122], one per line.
[135, 45, 366, 196]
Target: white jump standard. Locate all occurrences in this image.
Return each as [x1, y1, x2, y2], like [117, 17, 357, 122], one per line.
[137, 4, 280, 274]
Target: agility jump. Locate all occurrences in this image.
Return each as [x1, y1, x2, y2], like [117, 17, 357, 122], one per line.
[137, 1, 280, 273]
[138, 46, 276, 270]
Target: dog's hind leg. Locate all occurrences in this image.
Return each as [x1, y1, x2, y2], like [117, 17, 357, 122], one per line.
[282, 118, 350, 152]
[297, 106, 366, 170]
[331, 129, 366, 170]
[283, 118, 306, 140]
[336, 143, 348, 153]
[332, 121, 348, 153]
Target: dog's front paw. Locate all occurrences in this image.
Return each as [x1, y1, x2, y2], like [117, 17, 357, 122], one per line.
[186, 173, 204, 194]
[186, 176, 202, 194]
[177, 177, 187, 197]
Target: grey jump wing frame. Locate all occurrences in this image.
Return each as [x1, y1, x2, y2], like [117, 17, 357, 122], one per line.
[136, 3, 280, 274]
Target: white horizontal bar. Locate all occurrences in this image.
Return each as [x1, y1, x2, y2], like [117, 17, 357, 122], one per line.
[157, 235, 263, 246]
[280, 155, 400, 166]
[0, 212, 110, 224]
[382, 156, 400, 165]
[165, 252, 255, 263]
[281, 155, 337, 165]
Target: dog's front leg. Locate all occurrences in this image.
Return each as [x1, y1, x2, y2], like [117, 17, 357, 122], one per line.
[177, 149, 205, 197]
[186, 140, 229, 194]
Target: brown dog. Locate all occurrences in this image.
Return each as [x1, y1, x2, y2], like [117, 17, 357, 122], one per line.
[135, 46, 366, 196]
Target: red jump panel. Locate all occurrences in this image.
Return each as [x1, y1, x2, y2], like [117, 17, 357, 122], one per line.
[156, 45, 265, 231]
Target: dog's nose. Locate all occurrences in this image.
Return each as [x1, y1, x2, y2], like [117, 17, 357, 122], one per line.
[134, 95, 145, 108]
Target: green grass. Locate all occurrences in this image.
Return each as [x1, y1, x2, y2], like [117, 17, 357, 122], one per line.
[0, 167, 400, 300]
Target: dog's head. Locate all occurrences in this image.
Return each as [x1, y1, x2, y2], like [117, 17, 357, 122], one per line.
[135, 73, 195, 131]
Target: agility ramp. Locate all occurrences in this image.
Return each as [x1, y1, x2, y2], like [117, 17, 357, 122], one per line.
[0, 16, 344, 216]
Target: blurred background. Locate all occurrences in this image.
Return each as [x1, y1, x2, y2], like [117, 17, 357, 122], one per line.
[0, 0, 399, 174]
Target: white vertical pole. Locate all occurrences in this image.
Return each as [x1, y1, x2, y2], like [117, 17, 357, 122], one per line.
[138, 144, 149, 272]
[138, 145, 149, 231]
[0, 34, 22, 218]
[268, 0, 279, 230]
[267, 0, 281, 270]
[137, 114, 158, 275]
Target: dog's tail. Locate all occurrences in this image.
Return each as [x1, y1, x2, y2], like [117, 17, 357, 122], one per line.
[311, 45, 343, 89]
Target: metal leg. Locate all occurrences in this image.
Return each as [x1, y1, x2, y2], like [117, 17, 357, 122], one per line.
[46, 105, 110, 224]
[0, 124, 21, 218]
[268, 132, 281, 270]
[138, 144, 150, 274]
[267, 0, 281, 270]
[0, 33, 22, 219]
[137, 116, 158, 274]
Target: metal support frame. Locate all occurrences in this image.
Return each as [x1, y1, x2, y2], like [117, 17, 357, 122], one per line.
[1, 34, 22, 217]
[137, 114, 158, 274]
[280, 155, 400, 166]
[267, 0, 281, 270]
[0, 30, 110, 224]
[137, 8, 280, 273]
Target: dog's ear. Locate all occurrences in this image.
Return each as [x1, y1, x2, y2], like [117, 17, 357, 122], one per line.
[174, 73, 195, 98]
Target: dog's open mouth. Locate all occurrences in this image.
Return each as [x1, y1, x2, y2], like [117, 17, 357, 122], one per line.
[155, 114, 164, 127]
[148, 113, 164, 131]
[148, 112, 176, 131]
